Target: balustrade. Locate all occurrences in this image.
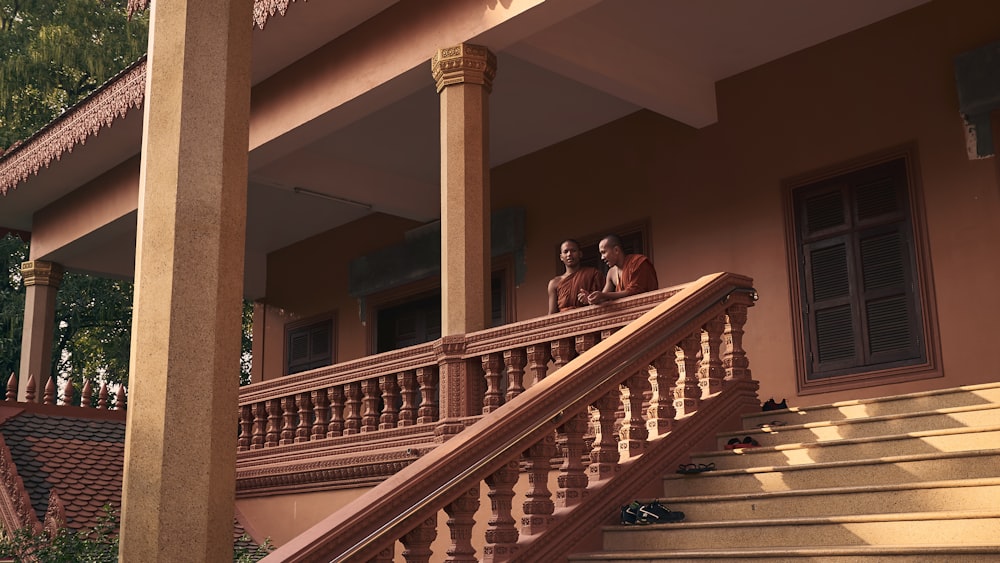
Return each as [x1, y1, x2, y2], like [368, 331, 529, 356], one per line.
[1, 372, 127, 411]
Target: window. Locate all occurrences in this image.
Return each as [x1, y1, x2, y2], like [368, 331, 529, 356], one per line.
[370, 264, 513, 354]
[286, 316, 335, 375]
[788, 152, 939, 390]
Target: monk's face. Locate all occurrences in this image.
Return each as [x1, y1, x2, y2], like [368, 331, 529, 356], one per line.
[599, 239, 623, 268]
[559, 241, 582, 267]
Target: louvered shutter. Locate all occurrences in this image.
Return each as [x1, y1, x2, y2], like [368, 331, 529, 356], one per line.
[795, 158, 924, 380]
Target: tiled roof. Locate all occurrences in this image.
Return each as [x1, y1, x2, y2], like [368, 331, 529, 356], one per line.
[0, 411, 124, 530]
[0, 403, 261, 551]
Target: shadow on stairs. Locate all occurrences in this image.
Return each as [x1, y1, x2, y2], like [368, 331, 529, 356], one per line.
[570, 382, 1000, 562]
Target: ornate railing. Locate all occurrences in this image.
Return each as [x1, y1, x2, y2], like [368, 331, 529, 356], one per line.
[257, 272, 759, 562]
[236, 283, 688, 494]
[3, 373, 127, 410]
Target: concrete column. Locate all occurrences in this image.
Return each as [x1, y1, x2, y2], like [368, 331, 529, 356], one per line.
[432, 44, 497, 336]
[119, 0, 252, 561]
[17, 260, 63, 402]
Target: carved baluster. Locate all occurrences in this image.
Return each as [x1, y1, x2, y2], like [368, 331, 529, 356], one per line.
[481, 353, 503, 414]
[445, 486, 480, 563]
[237, 405, 252, 451]
[521, 434, 555, 536]
[619, 372, 649, 460]
[550, 338, 575, 370]
[575, 333, 599, 358]
[280, 395, 296, 445]
[483, 460, 520, 562]
[115, 386, 127, 410]
[344, 382, 362, 435]
[361, 379, 380, 433]
[251, 402, 266, 450]
[699, 314, 726, 397]
[327, 386, 345, 437]
[25, 374, 36, 403]
[398, 371, 417, 427]
[502, 348, 526, 402]
[589, 391, 619, 481]
[379, 374, 399, 430]
[724, 303, 752, 381]
[97, 382, 109, 409]
[556, 410, 589, 508]
[5, 373, 16, 402]
[674, 333, 702, 416]
[416, 366, 438, 424]
[43, 377, 56, 405]
[601, 330, 625, 426]
[525, 344, 550, 385]
[295, 392, 312, 443]
[265, 399, 281, 447]
[81, 380, 93, 408]
[311, 388, 329, 440]
[60, 379, 74, 406]
[401, 514, 437, 563]
[647, 351, 678, 438]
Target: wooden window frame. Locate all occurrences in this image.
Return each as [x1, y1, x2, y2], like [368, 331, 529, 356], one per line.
[284, 312, 337, 376]
[782, 145, 941, 395]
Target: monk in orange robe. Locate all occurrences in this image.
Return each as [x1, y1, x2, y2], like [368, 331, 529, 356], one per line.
[547, 239, 604, 314]
[585, 234, 658, 305]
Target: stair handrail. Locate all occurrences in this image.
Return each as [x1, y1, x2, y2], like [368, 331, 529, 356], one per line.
[262, 272, 756, 562]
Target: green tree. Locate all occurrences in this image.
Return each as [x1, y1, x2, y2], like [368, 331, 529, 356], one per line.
[0, 0, 149, 149]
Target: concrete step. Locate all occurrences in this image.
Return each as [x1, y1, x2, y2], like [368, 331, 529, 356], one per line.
[697, 426, 1000, 470]
[721, 403, 1000, 449]
[568, 545, 1000, 562]
[599, 510, 1000, 551]
[656, 478, 1000, 520]
[662, 449, 1000, 497]
[743, 382, 1000, 428]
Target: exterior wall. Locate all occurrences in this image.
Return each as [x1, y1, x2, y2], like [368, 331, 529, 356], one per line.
[263, 1, 1000, 405]
[236, 487, 372, 547]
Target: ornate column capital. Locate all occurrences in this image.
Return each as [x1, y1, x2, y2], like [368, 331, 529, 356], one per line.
[431, 43, 497, 93]
[20, 261, 64, 288]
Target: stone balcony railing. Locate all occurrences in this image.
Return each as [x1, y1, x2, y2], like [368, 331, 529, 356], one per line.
[243, 272, 760, 562]
[235, 280, 701, 494]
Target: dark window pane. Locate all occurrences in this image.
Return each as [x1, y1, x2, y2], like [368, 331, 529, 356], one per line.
[804, 191, 845, 234]
[810, 244, 849, 301]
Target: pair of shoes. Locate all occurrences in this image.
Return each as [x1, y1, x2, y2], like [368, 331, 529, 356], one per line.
[725, 437, 760, 449]
[762, 398, 788, 412]
[755, 420, 787, 429]
[677, 462, 715, 474]
[620, 500, 685, 525]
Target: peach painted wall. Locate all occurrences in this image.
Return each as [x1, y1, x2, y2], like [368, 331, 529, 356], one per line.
[263, 0, 1000, 406]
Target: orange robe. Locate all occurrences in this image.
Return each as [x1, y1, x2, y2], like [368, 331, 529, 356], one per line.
[616, 254, 658, 295]
[557, 267, 604, 311]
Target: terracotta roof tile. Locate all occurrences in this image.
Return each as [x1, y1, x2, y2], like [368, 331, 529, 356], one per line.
[1, 412, 124, 530]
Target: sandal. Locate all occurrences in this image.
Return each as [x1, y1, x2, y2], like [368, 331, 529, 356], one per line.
[676, 463, 699, 474]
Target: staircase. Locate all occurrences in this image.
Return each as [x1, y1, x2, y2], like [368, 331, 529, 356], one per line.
[570, 382, 1000, 562]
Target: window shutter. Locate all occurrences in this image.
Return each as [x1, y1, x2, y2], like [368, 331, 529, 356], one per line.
[794, 157, 925, 381]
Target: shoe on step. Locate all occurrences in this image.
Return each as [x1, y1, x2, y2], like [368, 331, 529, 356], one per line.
[638, 500, 685, 524]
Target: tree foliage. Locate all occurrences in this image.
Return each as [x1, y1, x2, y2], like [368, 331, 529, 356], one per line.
[0, 505, 273, 562]
[0, 0, 149, 149]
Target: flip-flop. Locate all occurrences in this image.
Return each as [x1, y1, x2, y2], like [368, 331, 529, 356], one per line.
[676, 463, 699, 474]
[742, 436, 761, 447]
[755, 420, 787, 428]
[696, 463, 715, 472]
[725, 437, 742, 450]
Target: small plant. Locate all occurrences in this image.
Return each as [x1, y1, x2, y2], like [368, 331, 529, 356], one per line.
[0, 507, 274, 562]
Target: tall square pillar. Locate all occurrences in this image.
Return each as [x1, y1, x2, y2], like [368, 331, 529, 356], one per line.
[119, 0, 252, 561]
[432, 44, 497, 336]
[17, 260, 63, 402]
